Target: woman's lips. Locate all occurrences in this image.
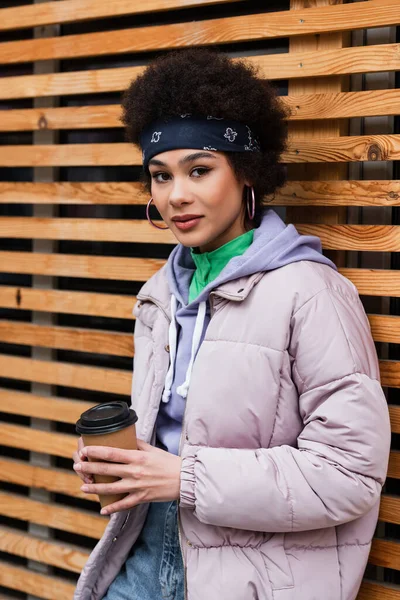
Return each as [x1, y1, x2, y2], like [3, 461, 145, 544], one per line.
[173, 217, 203, 231]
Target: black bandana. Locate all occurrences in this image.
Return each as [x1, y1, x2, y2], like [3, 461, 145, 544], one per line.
[140, 115, 261, 169]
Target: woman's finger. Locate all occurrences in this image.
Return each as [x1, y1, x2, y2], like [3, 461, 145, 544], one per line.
[100, 492, 143, 515]
[81, 479, 134, 497]
[74, 460, 130, 479]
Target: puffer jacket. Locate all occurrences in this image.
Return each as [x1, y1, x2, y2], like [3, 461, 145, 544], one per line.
[74, 259, 390, 600]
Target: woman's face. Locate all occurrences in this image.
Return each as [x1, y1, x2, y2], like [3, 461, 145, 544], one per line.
[148, 149, 249, 253]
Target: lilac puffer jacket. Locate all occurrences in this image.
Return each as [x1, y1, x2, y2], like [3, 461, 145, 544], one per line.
[74, 260, 390, 600]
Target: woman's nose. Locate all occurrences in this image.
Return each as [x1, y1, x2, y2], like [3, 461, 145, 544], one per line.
[168, 181, 193, 207]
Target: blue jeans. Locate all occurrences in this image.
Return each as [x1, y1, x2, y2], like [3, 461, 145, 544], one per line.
[103, 501, 185, 600]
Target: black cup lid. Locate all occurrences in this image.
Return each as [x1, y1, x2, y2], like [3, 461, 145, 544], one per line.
[76, 401, 138, 435]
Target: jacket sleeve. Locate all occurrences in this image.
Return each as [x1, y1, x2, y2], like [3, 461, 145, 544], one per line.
[179, 285, 391, 533]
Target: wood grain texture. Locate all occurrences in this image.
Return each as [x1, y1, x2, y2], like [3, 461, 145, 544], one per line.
[0, 181, 147, 204]
[390, 405, 400, 434]
[0, 491, 106, 537]
[0, 320, 134, 356]
[1, 135, 399, 166]
[380, 495, 400, 525]
[0, 354, 132, 395]
[0, 388, 95, 424]
[0, 422, 79, 459]
[0, 217, 176, 244]
[0, 0, 240, 31]
[388, 451, 400, 479]
[0, 286, 137, 319]
[369, 538, 400, 570]
[358, 582, 400, 600]
[368, 315, 400, 344]
[339, 269, 400, 297]
[297, 224, 400, 251]
[276, 180, 400, 207]
[2, 180, 399, 207]
[0, 251, 165, 281]
[0, 0, 398, 64]
[0, 561, 75, 600]
[1, 44, 399, 100]
[0, 524, 90, 572]
[0, 456, 96, 502]
[380, 361, 400, 388]
[3, 89, 400, 132]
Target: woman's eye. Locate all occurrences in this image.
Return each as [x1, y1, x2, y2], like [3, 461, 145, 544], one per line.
[152, 172, 170, 183]
[191, 167, 210, 177]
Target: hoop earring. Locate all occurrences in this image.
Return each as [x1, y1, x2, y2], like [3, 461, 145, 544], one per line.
[146, 197, 169, 230]
[246, 186, 256, 221]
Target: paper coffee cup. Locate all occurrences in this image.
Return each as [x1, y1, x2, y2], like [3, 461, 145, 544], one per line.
[76, 401, 138, 509]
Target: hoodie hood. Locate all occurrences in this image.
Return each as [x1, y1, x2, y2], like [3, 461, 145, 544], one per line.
[167, 208, 337, 307]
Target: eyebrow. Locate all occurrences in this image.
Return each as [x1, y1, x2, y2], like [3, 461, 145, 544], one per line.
[148, 151, 218, 168]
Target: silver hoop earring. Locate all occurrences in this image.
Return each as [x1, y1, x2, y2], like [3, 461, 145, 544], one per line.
[246, 186, 255, 221]
[146, 197, 169, 230]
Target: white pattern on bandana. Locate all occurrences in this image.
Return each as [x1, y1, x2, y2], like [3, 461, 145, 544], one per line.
[224, 127, 238, 142]
[151, 131, 162, 143]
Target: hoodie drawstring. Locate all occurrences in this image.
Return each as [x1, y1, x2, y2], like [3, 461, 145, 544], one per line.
[162, 296, 207, 402]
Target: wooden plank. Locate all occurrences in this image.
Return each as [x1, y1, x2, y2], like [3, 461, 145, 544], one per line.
[0, 0, 399, 65]
[380, 495, 400, 525]
[0, 524, 90, 572]
[0, 251, 165, 281]
[0, 422, 78, 459]
[0, 217, 176, 244]
[339, 268, 400, 298]
[0, 388, 95, 424]
[358, 581, 400, 600]
[0, 561, 75, 600]
[389, 405, 400, 434]
[2, 44, 400, 100]
[3, 89, 400, 132]
[276, 180, 400, 207]
[380, 361, 400, 389]
[0, 491, 106, 537]
[388, 450, 400, 479]
[0, 354, 132, 395]
[0, 0, 241, 31]
[0, 181, 147, 204]
[368, 315, 400, 344]
[369, 538, 400, 571]
[1, 180, 399, 207]
[0, 286, 137, 319]
[297, 224, 400, 252]
[0, 320, 134, 357]
[1, 135, 400, 167]
[0, 456, 96, 502]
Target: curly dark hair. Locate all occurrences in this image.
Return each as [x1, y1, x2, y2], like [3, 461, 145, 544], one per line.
[121, 47, 288, 227]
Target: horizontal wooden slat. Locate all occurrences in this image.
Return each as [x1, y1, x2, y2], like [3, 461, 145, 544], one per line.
[3, 88, 400, 132]
[368, 315, 400, 344]
[0, 456, 96, 502]
[276, 180, 400, 207]
[1, 135, 399, 167]
[0, 354, 131, 395]
[0, 524, 90, 573]
[0, 388, 95, 423]
[0, 286, 137, 319]
[0, 0, 239, 31]
[0, 217, 176, 244]
[358, 581, 400, 600]
[297, 224, 400, 252]
[0, 561, 75, 600]
[0, 0, 399, 65]
[388, 451, 400, 480]
[0, 491, 106, 538]
[1, 180, 399, 207]
[0, 320, 133, 356]
[389, 405, 400, 434]
[0, 422, 77, 459]
[0, 181, 146, 204]
[339, 269, 400, 298]
[379, 495, 400, 525]
[1, 44, 400, 100]
[369, 538, 400, 571]
[379, 361, 400, 388]
[0, 251, 164, 281]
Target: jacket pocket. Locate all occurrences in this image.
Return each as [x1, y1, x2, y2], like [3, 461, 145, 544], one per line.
[259, 533, 294, 590]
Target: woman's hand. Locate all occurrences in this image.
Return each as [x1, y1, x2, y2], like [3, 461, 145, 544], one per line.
[73, 439, 182, 515]
[72, 436, 94, 486]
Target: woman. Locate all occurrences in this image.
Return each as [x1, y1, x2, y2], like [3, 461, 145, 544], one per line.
[73, 48, 391, 600]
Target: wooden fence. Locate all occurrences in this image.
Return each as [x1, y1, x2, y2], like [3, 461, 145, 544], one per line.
[0, 0, 399, 598]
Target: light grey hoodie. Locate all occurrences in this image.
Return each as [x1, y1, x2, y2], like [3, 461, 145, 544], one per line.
[156, 208, 337, 454]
